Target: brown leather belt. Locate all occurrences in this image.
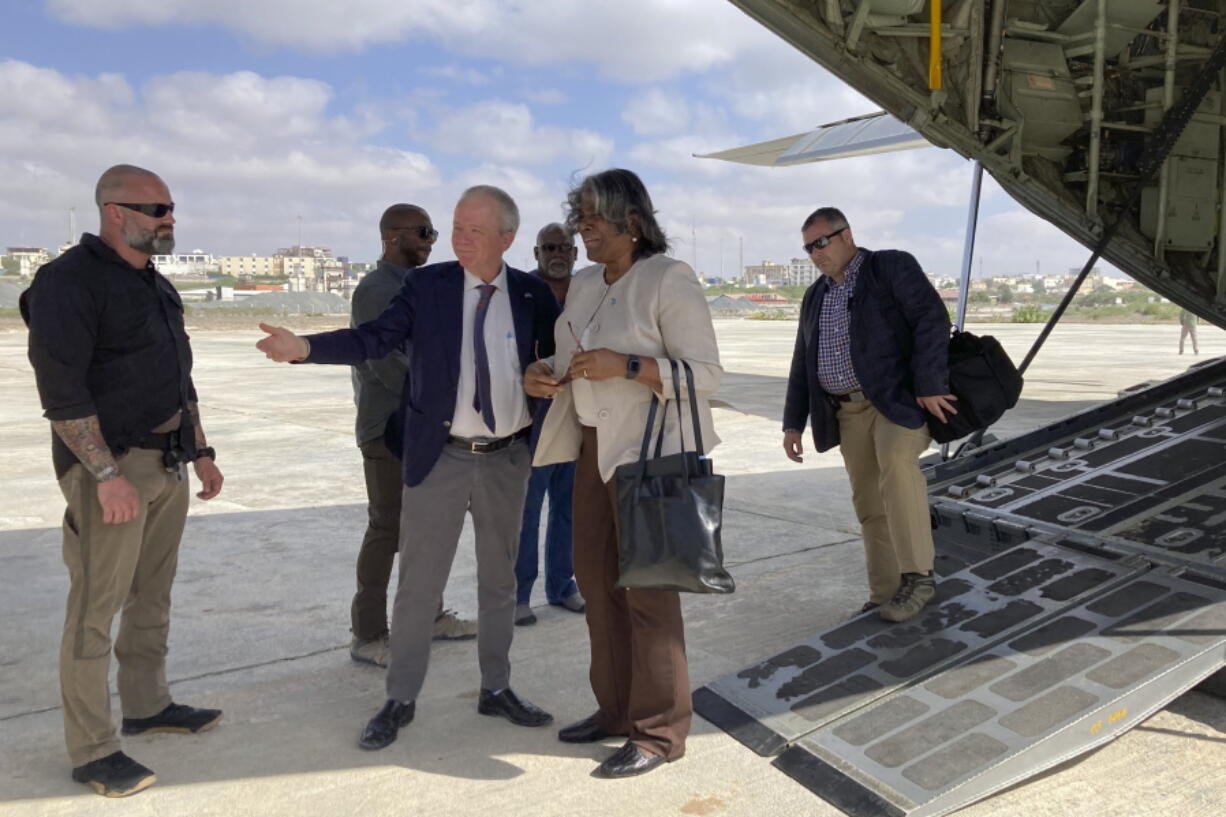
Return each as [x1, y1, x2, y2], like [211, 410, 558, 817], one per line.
[446, 427, 530, 454]
[832, 390, 868, 403]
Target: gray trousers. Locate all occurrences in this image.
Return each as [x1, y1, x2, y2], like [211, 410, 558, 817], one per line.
[386, 438, 531, 703]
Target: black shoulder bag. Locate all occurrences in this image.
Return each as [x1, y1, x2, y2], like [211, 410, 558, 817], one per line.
[866, 253, 1023, 444]
[613, 360, 734, 594]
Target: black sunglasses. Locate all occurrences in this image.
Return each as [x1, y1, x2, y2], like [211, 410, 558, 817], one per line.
[393, 225, 438, 242]
[107, 202, 175, 218]
[539, 243, 574, 253]
[803, 226, 846, 254]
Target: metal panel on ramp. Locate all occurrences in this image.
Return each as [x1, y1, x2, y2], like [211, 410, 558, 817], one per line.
[692, 541, 1148, 756]
[771, 570, 1226, 817]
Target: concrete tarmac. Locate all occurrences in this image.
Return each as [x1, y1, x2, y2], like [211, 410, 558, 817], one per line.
[1, 320, 1223, 816]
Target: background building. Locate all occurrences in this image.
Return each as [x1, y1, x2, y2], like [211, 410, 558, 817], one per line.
[4, 247, 51, 277]
[151, 250, 219, 279]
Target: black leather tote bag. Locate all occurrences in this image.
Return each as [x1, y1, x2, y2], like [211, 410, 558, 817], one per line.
[613, 360, 734, 594]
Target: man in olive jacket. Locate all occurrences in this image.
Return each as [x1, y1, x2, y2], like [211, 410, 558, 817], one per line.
[782, 207, 954, 623]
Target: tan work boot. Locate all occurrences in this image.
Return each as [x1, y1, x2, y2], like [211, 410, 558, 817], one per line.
[350, 634, 390, 667]
[432, 609, 478, 640]
[879, 572, 937, 623]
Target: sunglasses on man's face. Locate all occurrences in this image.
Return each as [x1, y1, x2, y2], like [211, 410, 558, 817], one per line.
[108, 202, 175, 218]
[803, 226, 846, 255]
[538, 243, 574, 253]
[394, 225, 438, 242]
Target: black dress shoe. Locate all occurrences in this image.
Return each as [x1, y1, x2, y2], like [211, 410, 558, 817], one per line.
[359, 699, 415, 750]
[477, 688, 553, 727]
[558, 714, 615, 743]
[594, 741, 668, 778]
[122, 702, 222, 735]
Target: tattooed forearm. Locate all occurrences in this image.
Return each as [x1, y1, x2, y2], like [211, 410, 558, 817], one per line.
[186, 402, 207, 447]
[51, 416, 120, 481]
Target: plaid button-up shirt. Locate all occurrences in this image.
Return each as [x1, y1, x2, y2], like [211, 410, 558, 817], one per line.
[816, 249, 866, 394]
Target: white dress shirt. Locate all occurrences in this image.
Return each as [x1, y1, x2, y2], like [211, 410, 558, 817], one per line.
[450, 265, 531, 439]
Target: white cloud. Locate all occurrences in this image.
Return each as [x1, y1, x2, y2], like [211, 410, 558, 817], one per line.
[46, 0, 773, 82]
[707, 45, 879, 137]
[0, 61, 442, 257]
[622, 88, 690, 137]
[421, 101, 613, 167]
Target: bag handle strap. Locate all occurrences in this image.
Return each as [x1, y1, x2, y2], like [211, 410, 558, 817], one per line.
[680, 360, 704, 454]
[637, 393, 661, 466]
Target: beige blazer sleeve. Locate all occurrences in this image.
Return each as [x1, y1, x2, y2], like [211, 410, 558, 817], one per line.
[533, 254, 722, 483]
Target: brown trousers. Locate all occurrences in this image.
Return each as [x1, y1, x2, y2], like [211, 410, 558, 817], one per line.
[836, 400, 935, 604]
[572, 426, 691, 760]
[57, 448, 189, 766]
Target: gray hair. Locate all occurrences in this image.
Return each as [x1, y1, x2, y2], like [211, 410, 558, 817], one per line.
[535, 222, 572, 245]
[564, 168, 668, 261]
[801, 206, 849, 232]
[459, 185, 519, 233]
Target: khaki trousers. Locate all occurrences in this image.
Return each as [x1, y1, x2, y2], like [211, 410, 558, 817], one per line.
[571, 426, 691, 760]
[836, 400, 934, 605]
[57, 448, 189, 766]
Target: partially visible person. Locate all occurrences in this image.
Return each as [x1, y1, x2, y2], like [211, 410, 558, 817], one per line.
[1179, 308, 1199, 355]
[514, 222, 584, 626]
[21, 164, 225, 798]
[348, 203, 477, 668]
[525, 169, 722, 778]
[781, 207, 953, 624]
[257, 186, 558, 752]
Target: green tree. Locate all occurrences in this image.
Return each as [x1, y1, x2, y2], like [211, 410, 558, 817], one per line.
[1075, 285, 1119, 308]
[1012, 305, 1045, 323]
[0, 256, 19, 276]
[997, 284, 1014, 304]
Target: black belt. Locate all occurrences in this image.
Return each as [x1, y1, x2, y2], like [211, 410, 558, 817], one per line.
[135, 430, 190, 477]
[137, 430, 183, 451]
[446, 427, 530, 454]
[832, 390, 868, 403]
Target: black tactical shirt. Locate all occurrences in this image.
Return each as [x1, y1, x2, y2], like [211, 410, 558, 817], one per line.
[21, 233, 197, 477]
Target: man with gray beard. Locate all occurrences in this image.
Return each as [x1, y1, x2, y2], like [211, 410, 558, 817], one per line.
[514, 222, 584, 625]
[21, 164, 225, 798]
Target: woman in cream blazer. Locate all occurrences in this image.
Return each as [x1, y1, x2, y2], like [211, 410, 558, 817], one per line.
[525, 169, 721, 779]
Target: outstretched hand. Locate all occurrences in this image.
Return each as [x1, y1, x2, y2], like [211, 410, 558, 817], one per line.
[256, 323, 309, 363]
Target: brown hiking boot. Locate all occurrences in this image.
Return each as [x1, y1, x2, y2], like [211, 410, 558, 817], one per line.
[879, 572, 937, 623]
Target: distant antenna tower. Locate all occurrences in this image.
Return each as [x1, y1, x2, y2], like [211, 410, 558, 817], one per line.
[691, 216, 697, 273]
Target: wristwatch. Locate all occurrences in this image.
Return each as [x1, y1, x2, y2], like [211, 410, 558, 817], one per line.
[195, 446, 217, 462]
[625, 354, 641, 379]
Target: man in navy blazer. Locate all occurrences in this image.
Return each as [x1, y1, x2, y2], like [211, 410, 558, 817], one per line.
[258, 185, 560, 750]
[782, 207, 954, 624]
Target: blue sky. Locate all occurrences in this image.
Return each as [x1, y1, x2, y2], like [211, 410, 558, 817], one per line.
[1, 0, 1102, 279]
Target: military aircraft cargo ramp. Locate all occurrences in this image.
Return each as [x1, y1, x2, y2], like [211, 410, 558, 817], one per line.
[694, 359, 1226, 817]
